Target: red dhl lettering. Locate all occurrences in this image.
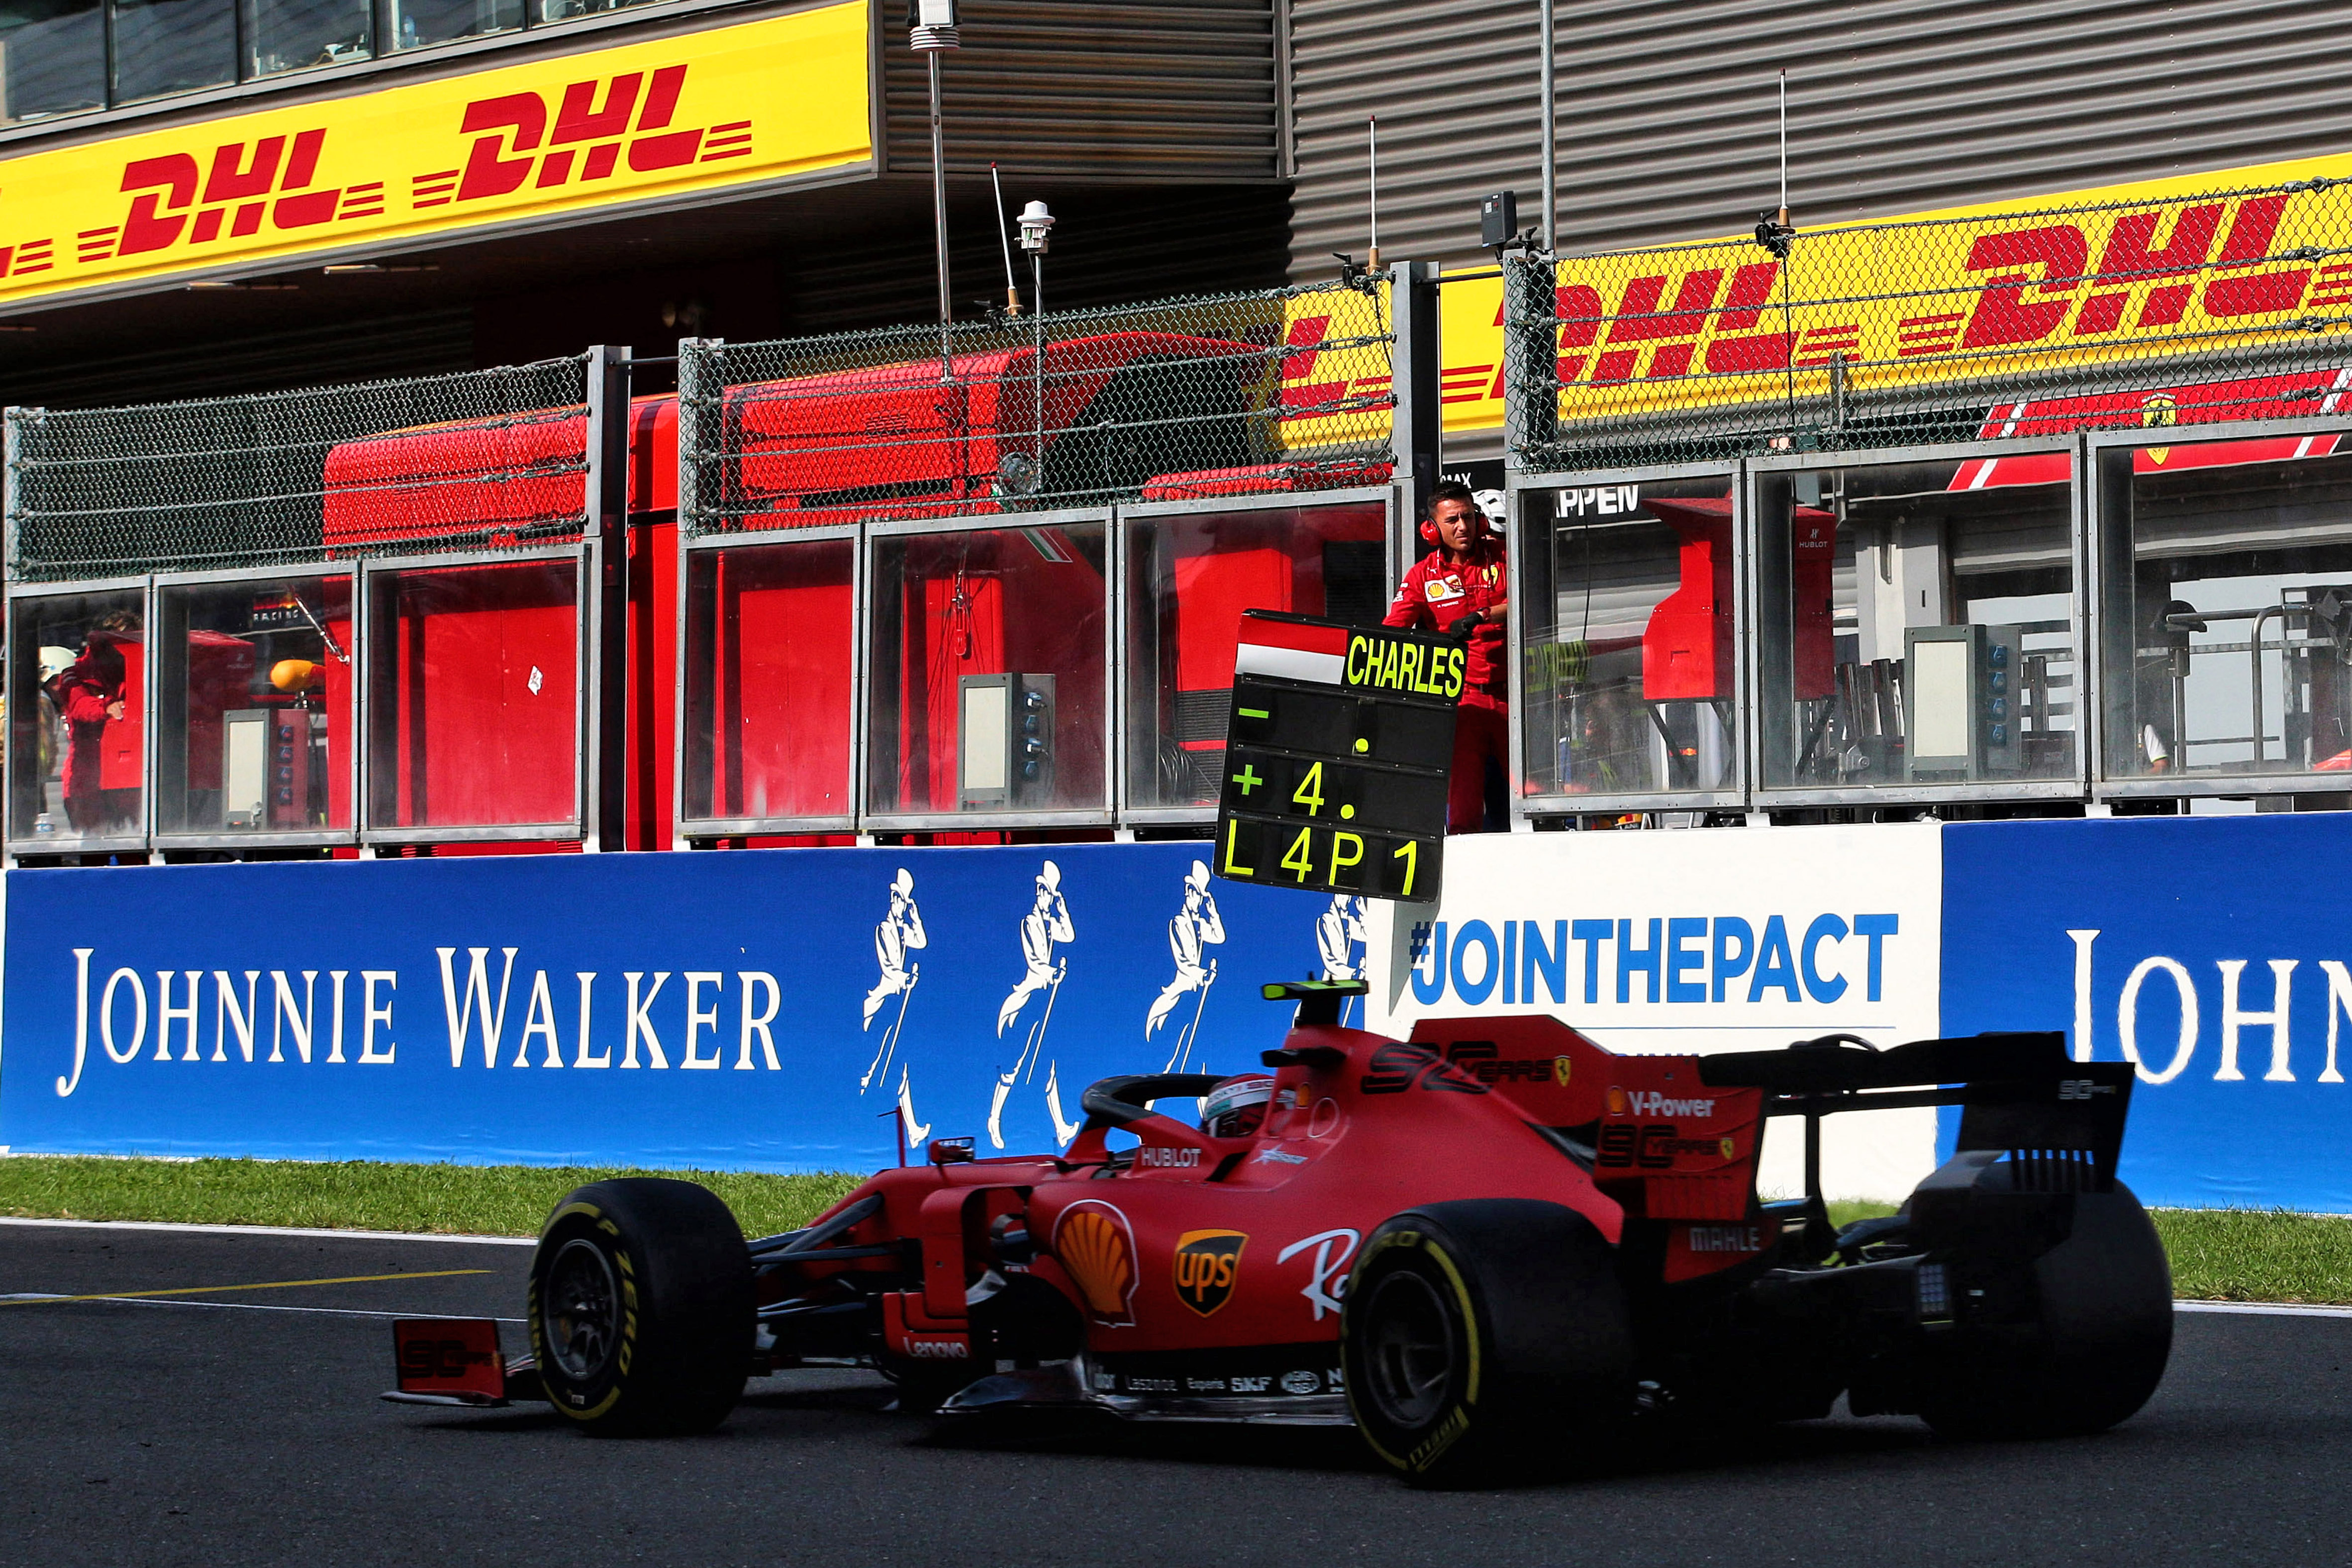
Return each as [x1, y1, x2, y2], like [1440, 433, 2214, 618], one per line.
[58, 63, 749, 276]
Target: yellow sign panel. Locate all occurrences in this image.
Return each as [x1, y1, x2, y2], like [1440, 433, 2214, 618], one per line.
[0, 2, 872, 306]
[1437, 150, 2352, 435]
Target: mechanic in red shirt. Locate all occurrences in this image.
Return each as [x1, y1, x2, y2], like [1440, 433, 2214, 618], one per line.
[1384, 482, 1508, 832]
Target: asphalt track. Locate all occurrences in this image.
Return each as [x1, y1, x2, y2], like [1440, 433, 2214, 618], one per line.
[3, 1219, 2350, 1568]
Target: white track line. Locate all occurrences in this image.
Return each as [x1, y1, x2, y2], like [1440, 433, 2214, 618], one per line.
[0, 1291, 523, 1322]
[2174, 1300, 2352, 1319]
[0, 1216, 533, 1246]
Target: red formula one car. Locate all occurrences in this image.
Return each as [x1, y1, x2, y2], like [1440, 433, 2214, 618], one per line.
[386, 981, 2171, 1486]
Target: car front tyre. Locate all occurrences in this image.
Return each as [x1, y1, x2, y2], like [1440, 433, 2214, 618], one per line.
[529, 1178, 755, 1436]
[1341, 1199, 1631, 1488]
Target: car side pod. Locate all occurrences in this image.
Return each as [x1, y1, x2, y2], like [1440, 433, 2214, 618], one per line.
[381, 1318, 547, 1408]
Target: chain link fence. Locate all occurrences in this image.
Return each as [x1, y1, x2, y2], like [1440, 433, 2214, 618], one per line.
[1505, 177, 2352, 471]
[677, 278, 1395, 538]
[6, 356, 591, 584]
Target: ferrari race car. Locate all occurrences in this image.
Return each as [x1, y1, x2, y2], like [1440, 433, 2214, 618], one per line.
[386, 980, 2171, 1486]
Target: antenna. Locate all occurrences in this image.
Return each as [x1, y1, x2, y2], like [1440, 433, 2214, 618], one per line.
[990, 161, 1021, 317]
[1776, 69, 1789, 227]
[1366, 115, 1381, 272]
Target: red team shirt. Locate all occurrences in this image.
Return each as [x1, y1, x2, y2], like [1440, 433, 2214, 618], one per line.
[1383, 539, 1508, 710]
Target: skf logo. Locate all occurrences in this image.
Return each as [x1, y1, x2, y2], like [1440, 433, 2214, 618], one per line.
[98, 130, 371, 264]
[425, 64, 753, 208]
[1172, 1229, 1248, 1317]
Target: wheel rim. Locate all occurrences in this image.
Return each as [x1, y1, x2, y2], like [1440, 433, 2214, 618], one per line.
[1361, 1269, 1457, 1428]
[546, 1238, 621, 1381]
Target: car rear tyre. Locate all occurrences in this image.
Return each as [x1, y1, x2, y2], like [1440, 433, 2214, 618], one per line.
[529, 1178, 755, 1436]
[1341, 1199, 1631, 1488]
[1918, 1174, 2172, 1441]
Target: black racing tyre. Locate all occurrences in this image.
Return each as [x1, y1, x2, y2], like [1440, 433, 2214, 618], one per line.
[1340, 1199, 1632, 1488]
[1918, 1175, 2172, 1441]
[529, 1178, 755, 1436]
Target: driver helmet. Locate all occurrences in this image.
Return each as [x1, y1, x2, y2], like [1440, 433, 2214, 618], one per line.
[36, 646, 74, 685]
[1200, 1074, 1276, 1139]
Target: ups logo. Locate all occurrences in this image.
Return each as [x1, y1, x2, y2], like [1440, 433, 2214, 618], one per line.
[1172, 1229, 1247, 1317]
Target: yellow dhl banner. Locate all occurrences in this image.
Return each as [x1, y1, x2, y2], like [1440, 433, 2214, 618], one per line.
[1434, 150, 2352, 436]
[0, 2, 871, 307]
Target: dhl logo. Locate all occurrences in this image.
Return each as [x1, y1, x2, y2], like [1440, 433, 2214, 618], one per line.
[1434, 170, 2352, 433]
[97, 130, 372, 264]
[424, 64, 752, 209]
[0, 6, 858, 300]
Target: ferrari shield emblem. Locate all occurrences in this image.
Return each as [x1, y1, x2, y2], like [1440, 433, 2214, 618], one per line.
[1552, 1055, 1572, 1086]
[1173, 1229, 1248, 1317]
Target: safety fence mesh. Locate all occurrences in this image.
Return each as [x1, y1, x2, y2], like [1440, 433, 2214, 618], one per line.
[1504, 177, 2352, 472]
[676, 278, 1395, 538]
[6, 356, 591, 584]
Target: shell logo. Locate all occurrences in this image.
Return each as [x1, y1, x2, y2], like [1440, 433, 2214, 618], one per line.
[1605, 1085, 1628, 1116]
[1052, 1201, 1138, 1325]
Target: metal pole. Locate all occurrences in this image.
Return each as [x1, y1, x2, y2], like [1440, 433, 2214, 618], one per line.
[1538, 0, 1556, 250]
[928, 48, 952, 377]
[1032, 249, 1045, 468]
[585, 344, 633, 853]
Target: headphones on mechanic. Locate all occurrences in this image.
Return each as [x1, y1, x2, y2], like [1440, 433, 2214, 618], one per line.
[1419, 497, 1492, 546]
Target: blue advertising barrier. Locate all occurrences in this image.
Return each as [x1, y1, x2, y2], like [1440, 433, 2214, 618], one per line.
[0, 845, 1355, 1171]
[1941, 812, 2352, 1212]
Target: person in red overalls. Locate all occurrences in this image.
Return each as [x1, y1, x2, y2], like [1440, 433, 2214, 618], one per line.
[46, 619, 134, 834]
[1385, 482, 1508, 832]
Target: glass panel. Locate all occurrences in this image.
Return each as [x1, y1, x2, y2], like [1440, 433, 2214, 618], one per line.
[681, 539, 855, 823]
[241, 0, 368, 77]
[9, 590, 146, 844]
[366, 559, 579, 830]
[1121, 501, 1389, 811]
[385, 0, 518, 51]
[866, 520, 1108, 816]
[2097, 435, 2352, 783]
[0, 0, 103, 123]
[154, 577, 353, 835]
[1519, 475, 1744, 801]
[110, 0, 232, 101]
[1756, 455, 2078, 791]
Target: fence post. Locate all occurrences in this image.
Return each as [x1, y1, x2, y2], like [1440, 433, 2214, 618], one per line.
[1502, 253, 1560, 468]
[1387, 260, 1441, 581]
[585, 345, 633, 852]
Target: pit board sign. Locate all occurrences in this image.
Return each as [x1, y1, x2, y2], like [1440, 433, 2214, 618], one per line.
[1213, 610, 1464, 904]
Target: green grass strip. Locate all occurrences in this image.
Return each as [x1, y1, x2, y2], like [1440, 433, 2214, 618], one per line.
[6, 1158, 2352, 1304]
[0, 1156, 862, 1241]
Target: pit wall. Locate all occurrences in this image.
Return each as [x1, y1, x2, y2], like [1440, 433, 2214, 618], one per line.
[0, 815, 2345, 1210]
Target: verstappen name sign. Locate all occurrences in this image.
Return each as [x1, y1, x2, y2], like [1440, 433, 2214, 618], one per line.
[1435, 151, 2352, 435]
[0, 2, 871, 307]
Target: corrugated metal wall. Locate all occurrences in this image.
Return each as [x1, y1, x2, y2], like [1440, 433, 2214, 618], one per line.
[882, 0, 1280, 182]
[1290, 0, 2352, 278]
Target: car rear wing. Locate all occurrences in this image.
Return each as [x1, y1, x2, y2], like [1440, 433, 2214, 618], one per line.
[1697, 1031, 2132, 1197]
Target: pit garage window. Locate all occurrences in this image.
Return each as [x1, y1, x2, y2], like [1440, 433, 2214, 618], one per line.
[1119, 494, 1390, 816]
[240, 0, 368, 75]
[1752, 450, 2081, 800]
[6, 583, 149, 850]
[152, 574, 354, 841]
[680, 533, 856, 830]
[1516, 471, 1748, 810]
[363, 554, 582, 837]
[0, 0, 104, 123]
[864, 514, 1110, 825]
[2093, 427, 2352, 793]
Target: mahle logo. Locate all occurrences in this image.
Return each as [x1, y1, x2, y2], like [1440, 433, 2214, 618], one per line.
[1173, 1229, 1248, 1317]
